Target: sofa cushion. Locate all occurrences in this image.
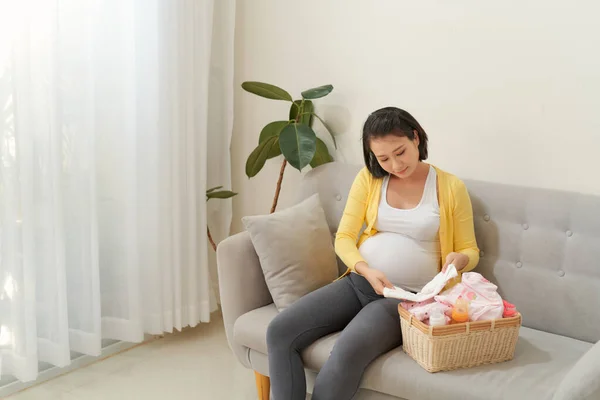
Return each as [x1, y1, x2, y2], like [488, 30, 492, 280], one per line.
[553, 340, 600, 400]
[466, 179, 600, 344]
[242, 194, 338, 311]
[360, 327, 591, 400]
[234, 305, 592, 400]
[233, 303, 276, 354]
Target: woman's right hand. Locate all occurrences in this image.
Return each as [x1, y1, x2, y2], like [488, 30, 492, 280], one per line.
[355, 262, 394, 295]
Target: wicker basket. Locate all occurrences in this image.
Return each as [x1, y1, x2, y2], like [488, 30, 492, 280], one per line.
[398, 305, 521, 373]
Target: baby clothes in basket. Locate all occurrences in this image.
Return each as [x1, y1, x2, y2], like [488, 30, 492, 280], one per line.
[387, 266, 505, 323]
[435, 272, 504, 321]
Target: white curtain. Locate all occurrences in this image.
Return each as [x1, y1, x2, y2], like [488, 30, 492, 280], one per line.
[0, 0, 235, 382]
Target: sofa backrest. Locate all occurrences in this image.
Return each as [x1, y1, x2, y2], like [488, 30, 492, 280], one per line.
[298, 162, 600, 343]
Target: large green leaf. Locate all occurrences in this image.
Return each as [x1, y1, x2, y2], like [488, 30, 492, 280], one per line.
[310, 138, 333, 168]
[246, 137, 277, 178]
[241, 81, 293, 101]
[267, 136, 282, 159]
[289, 100, 314, 125]
[207, 190, 237, 200]
[258, 121, 287, 159]
[313, 114, 337, 148]
[259, 121, 288, 144]
[206, 186, 223, 194]
[301, 84, 333, 100]
[279, 123, 316, 171]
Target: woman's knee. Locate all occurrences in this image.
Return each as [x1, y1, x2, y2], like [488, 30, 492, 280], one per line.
[329, 339, 370, 366]
[266, 311, 297, 349]
[328, 301, 403, 366]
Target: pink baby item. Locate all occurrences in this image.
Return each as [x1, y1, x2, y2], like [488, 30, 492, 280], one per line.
[401, 299, 452, 324]
[503, 300, 518, 317]
[435, 272, 504, 321]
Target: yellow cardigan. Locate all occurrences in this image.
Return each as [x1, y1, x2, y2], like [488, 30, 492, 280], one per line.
[334, 164, 479, 287]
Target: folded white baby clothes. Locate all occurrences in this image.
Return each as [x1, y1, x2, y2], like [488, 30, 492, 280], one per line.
[383, 265, 459, 302]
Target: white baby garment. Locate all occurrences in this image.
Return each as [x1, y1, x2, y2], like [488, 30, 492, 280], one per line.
[383, 265, 458, 302]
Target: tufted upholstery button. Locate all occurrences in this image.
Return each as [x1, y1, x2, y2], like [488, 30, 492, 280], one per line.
[335, 194, 342, 201]
[516, 262, 523, 268]
[557, 270, 565, 277]
[480, 251, 484, 257]
[483, 215, 490, 222]
[522, 223, 529, 230]
[566, 230, 573, 237]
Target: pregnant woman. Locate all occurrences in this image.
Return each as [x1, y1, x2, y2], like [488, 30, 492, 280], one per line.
[266, 106, 480, 400]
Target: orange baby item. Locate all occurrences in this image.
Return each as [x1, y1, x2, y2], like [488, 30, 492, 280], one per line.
[451, 297, 470, 324]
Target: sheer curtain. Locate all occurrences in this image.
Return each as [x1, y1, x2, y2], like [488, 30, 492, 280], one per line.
[0, 0, 235, 382]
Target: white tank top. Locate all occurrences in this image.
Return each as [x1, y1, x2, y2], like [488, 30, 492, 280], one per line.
[358, 166, 441, 292]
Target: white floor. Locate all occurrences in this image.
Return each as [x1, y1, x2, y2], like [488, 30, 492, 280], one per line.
[5, 312, 257, 400]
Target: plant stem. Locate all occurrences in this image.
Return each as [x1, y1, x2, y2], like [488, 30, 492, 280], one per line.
[207, 226, 217, 251]
[269, 99, 301, 214]
[293, 112, 313, 119]
[270, 159, 287, 214]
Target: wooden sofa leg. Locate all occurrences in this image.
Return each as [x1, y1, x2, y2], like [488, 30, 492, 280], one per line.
[254, 371, 270, 400]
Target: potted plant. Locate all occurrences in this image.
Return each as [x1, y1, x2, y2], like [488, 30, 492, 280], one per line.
[242, 81, 336, 213]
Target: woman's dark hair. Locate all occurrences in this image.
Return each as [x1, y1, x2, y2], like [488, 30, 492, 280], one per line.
[362, 107, 429, 178]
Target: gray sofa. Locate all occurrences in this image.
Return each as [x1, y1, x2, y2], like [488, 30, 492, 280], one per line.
[218, 162, 600, 400]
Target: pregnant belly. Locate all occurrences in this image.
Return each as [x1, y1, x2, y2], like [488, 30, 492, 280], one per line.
[358, 232, 441, 292]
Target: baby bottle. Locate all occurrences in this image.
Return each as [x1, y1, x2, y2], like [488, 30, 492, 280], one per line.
[429, 312, 447, 327]
[451, 296, 470, 324]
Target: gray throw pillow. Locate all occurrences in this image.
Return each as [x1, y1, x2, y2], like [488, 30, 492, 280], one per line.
[242, 194, 338, 311]
[553, 340, 600, 400]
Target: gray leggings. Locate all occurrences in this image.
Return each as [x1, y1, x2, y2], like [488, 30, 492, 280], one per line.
[266, 273, 403, 400]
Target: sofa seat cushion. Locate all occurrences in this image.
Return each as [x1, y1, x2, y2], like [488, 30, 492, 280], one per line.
[233, 303, 276, 353]
[361, 328, 592, 400]
[234, 304, 592, 400]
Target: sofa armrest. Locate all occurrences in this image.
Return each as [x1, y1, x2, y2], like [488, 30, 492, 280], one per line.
[553, 340, 600, 400]
[217, 231, 273, 368]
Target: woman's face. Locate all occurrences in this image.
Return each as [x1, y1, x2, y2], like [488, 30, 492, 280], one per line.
[370, 131, 421, 178]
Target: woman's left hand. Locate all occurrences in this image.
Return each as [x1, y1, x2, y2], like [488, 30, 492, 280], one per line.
[442, 252, 469, 272]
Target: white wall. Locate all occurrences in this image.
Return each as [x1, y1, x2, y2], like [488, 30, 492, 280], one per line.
[232, 0, 600, 232]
